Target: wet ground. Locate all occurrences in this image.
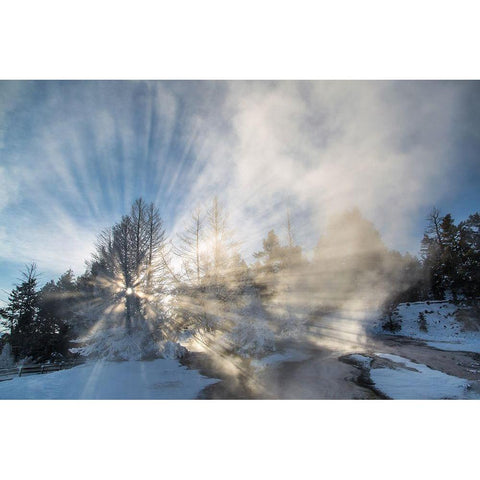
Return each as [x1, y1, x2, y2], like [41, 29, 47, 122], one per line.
[186, 332, 480, 399]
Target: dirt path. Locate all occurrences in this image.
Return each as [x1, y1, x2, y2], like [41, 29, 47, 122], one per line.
[363, 334, 480, 382]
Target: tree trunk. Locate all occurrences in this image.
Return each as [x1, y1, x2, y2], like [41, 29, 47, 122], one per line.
[125, 294, 132, 334]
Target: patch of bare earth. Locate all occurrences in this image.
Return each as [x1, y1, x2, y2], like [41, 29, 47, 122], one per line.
[362, 334, 480, 382]
[455, 307, 480, 332]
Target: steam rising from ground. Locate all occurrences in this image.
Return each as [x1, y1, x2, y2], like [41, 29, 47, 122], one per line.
[166, 81, 467, 371]
[0, 81, 468, 275]
[172, 81, 464, 256]
[0, 82, 472, 376]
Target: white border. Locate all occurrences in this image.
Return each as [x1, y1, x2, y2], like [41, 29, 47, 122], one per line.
[2, 400, 479, 479]
[1, 1, 478, 478]
[0, 0, 479, 79]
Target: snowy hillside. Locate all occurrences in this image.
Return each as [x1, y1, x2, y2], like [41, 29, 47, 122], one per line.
[347, 353, 480, 399]
[0, 359, 218, 399]
[375, 301, 480, 353]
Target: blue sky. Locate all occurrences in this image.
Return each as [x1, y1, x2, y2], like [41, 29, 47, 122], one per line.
[1, 81, 479, 301]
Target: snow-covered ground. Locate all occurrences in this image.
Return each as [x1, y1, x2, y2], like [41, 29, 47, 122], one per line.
[371, 353, 479, 399]
[374, 301, 480, 353]
[0, 359, 218, 399]
[348, 353, 480, 399]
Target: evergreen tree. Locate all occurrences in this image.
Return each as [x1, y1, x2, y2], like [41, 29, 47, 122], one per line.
[420, 209, 480, 303]
[0, 263, 40, 361]
[254, 230, 282, 272]
[0, 265, 76, 362]
[421, 208, 453, 299]
[253, 226, 304, 302]
[420, 232, 444, 299]
[382, 300, 401, 332]
[35, 270, 77, 361]
[439, 214, 460, 299]
[458, 213, 480, 303]
[418, 312, 428, 332]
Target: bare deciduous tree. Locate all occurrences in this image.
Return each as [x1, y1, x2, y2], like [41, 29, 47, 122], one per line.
[174, 207, 204, 285]
[91, 198, 167, 333]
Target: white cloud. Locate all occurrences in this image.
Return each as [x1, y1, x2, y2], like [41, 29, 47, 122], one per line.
[0, 166, 19, 212]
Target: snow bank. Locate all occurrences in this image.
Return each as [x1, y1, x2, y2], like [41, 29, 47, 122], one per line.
[0, 359, 218, 399]
[347, 353, 372, 369]
[369, 353, 478, 400]
[375, 301, 480, 353]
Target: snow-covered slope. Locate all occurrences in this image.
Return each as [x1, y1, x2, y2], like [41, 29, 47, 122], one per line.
[347, 353, 480, 399]
[370, 353, 477, 399]
[0, 359, 218, 399]
[375, 301, 480, 353]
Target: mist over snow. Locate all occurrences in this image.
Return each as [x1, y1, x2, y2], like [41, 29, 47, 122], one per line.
[1, 81, 480, 400]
